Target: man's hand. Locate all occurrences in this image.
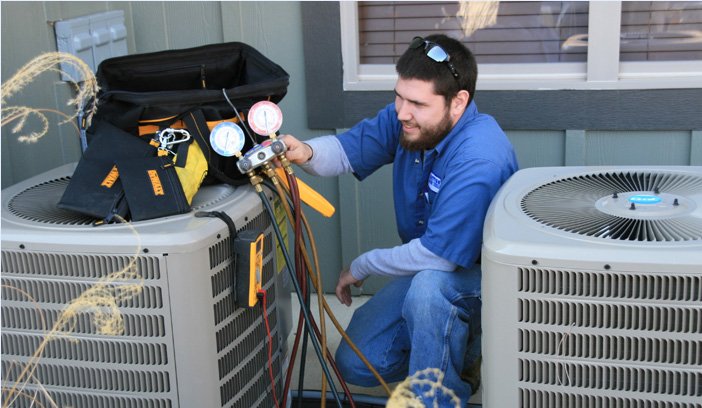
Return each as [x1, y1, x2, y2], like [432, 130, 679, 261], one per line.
[280, 134, 313, 165]
[335, 268, 363, 306]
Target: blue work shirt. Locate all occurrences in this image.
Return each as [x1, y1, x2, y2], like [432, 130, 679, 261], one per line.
[337, 101, 518, 268]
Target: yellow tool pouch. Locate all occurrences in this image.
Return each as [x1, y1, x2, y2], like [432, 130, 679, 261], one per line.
[173, 137, 208, 205]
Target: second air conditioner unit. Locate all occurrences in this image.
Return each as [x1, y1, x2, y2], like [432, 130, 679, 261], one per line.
[481, 166, 702, 408]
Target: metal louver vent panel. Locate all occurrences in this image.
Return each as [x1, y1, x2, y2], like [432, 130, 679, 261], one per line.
[2, 307, 166, 337]
[3, 390, 173, 408]
[1, 252, 161, 279]
[521, 170, 702, 241]
[1, 276, 162, 308]
[520, 359, 701, 396]
[519, 267, 702, 301]
[2, 360, 171, 392]
[206, 213, 284, 408]
[520, 388, 702, 408]
[519, 299, 701, 333]
[2, 332, 169, 365]
[1, 248, 178, 407]
[517, 267, 702, 407]
[519, 329, 701, 365]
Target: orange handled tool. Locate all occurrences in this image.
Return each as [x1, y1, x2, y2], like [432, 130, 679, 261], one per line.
[275, 167, 335, 217]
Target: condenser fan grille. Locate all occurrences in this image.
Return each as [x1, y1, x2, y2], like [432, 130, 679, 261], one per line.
[6, 177, 238, 226]
[521, 170, 702, 242]
[7, 178, 96, 226]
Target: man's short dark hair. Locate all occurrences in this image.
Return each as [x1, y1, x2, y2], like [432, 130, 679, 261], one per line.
[396, 34, 478, 105]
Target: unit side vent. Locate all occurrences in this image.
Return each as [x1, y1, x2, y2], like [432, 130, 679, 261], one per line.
[1, 246, 175, 407]
[212, 262, 235, 298]
[517, 266, 702, 406]
[519, 329, 701, 365]
[2, 307, 166, 337]
[520, 389, 702, 408]
[2, 360, 170, 392]
[2, 252, 161, 280]
[206, 216, 283, 408]
[520, 359, 701, 396]
[4, 389, 173, 408]
[2, 332, 168, 365]
[1, 277, 162, 308]
[521, 171, 702, 241]
[218, 312, 279, 380]
[519, 299, 701, 333]
[215, 262, 276, 353]
[519, 268, 701, 302]
[220, 348, 281, 407]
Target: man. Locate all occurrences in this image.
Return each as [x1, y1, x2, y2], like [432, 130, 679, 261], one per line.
[283, 34, 518, 405]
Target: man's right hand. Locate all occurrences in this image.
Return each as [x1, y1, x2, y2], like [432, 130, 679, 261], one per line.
[280, 134, 314, 165]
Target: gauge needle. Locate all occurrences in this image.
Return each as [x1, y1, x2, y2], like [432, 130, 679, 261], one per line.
[264, 111, 269, 134]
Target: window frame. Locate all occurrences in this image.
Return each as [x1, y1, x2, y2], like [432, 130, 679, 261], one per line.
[340, 1, 702, 91]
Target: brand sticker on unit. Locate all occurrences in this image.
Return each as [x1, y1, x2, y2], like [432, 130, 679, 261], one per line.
[629, 194, 662, 204]
[428, 172, 442, 193]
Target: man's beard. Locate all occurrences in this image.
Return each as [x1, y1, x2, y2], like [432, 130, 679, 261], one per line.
[399, 110, 453, 151]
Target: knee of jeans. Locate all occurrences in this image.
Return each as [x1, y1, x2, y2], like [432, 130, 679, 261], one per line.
[334, 340, 377, 386]
[402, 270, 443, 315]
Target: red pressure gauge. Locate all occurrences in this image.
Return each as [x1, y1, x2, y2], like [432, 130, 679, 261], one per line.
[248, 101, 283, 136]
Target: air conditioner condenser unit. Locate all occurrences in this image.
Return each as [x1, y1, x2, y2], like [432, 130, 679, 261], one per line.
[1, 163, 293, 408]
[481, 166, 702, 408]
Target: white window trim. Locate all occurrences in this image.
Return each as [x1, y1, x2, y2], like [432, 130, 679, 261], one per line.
[340, 1, 702, 91]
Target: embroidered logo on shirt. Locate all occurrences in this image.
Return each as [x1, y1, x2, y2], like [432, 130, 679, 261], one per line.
[428, 172, 441, 193]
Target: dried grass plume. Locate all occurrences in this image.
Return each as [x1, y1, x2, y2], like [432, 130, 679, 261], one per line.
[386, 368, 462, 408]
[1, 51, 99, 143]
[457, 1, 500, 38]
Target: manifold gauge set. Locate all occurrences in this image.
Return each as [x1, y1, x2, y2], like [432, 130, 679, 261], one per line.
[208, 101, 287, 174]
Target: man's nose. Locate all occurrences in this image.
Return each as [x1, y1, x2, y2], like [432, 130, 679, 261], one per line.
[396, 102, 412, 122]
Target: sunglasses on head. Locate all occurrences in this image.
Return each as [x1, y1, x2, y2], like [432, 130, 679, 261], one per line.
[410, 36, 460, 80]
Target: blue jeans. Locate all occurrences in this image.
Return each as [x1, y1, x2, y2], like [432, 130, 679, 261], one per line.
[334, 266, 481, 406]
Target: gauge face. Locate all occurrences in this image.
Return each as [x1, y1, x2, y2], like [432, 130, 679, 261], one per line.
[210, 122, 245, 157]
[248, 101, 283, 136]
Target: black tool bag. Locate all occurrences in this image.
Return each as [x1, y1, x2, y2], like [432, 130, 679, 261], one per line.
[92, 41, 289, 186]
[59, 41, 289, 223]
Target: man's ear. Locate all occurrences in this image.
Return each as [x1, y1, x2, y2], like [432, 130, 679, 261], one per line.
[451, 90, 470, 118]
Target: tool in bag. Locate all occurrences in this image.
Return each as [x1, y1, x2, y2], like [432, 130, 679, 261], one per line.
[58, 41, 289, 223]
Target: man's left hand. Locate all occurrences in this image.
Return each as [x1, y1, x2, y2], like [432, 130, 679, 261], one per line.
[335, 268, 363, 306]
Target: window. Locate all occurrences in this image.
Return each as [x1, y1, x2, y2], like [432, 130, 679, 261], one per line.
[340, 1, 702, 90]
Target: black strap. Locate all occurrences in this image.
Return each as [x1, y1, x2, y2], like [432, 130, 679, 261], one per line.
[183, 109, 248, 186]
[195, 210, 239, 303]
[174, 139, 191, 168]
